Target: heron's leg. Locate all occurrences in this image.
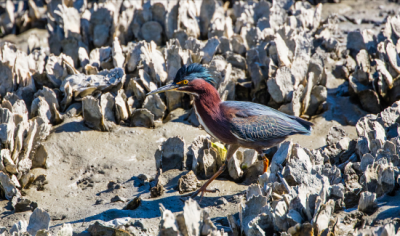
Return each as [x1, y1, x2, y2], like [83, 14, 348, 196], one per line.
[257, 150, 270, 173]
[262, 155, 270, 173]
[191, 144, 240, 201]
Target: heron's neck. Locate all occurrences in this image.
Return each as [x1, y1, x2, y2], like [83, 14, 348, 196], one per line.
[193, 85, 221, 117]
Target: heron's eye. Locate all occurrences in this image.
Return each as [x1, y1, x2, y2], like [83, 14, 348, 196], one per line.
[177, 80, 188, 85]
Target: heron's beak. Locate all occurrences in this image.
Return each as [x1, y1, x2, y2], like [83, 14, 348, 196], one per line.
[147, 83, 178, 95]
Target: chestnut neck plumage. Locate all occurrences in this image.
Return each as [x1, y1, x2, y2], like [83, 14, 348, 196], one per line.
[193, 82, 221, 116]
[187, 79, 234, 144]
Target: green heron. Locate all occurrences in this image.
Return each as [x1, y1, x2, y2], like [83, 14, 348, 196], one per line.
[148, 63, 313, 199]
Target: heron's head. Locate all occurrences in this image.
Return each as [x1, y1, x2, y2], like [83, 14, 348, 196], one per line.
[147, 63, 216, 96]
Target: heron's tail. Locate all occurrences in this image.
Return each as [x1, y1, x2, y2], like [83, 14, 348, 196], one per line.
[289, 116, 313, 135]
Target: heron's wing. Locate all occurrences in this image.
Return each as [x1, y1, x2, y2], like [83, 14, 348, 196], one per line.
[222, 101, 312, 142]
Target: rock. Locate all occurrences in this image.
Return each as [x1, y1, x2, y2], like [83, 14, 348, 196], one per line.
[79, 48, 90, 69]
[143, 94, 166, 121]
[377, 101, 400, 128]
[112, 37, 125, 68]
[228, 151, 243, 180]
[27, 208, 51, 235]
[218, 63, 236, 101]
[65, 103, 82, 118]
[304, 85, 327, 115]
[177, 171, 199, 194]
[347, 30, 366, 53]
[187, 135, 212, 172]
[18, 119, 37, 173]
[163, 108, 189, 123]
[88, 221, 130, 236]
[246, 184, 263, 201]
[114, 90, 129, 124]
[360, 153, 374, 172]
[331, 183, 345, 199]
[358, 89, 381, 114]
[130, 108, 155, 128]
[138, 174, 154, 183]
[176, 199, 202, 235]
[13, 197, 38, 212]
[140, 41, 167, 84]
[60, 81, 73, 112]
[0, 108, 15, 150]
[10, 220, 28, 235]
[6, 97, 29, 125]
[272, 141, 292, 165]
[376, 59, 393, 90]
[45, 53, 75, 87]
[125, 79, 146, 103]
[386, 42, 400, 74]
[344, 163, 361, 190]
[110, 195, 126, 203]
[0, 171, 20, 200]
[187, 108, 200, 127]
[126, 42, 145, 73]
[358, 191, 376, 213]
[225, 52, 246, 70]
[19, 173, 35, 189]
[138, 69, 157, 93]
[141, 21, 163, 45]
[100, 92, 116, 123]
[11, 121, 28, 163]
[287, 209, 303, 228]
[124, 196, 141, 210]
[151, 182, 165, 198]
[82, 96, 105, 131]
[201, 37, 220, 64]
[280, 84, 304, 116]
[202, 209, 219, 235]
[177, 1, 200, 39]
[1, 149, 17, 174]
[327, 126, 347, 146]
[159, 204, 179, 235]
[267, 66, 294, 104]
[319, 165, 342, 185]
[275, 33, 291, 67]
[161, 136, 186, 171]
[353, 49, 370, 84]
[241, 195, 271, 235]
[231, 34, 246, 55]
[31, 97, 51, 124]
[313, 199, 335, 235]
[227, 214, 240, 236]
[198, 148, 218, 178]
[56, 224, 73, 236]
[378, 164, 395, 196]
[61, 67, 125, 99]
[31, 174, 47, 191]
[241, 149, 257, 170]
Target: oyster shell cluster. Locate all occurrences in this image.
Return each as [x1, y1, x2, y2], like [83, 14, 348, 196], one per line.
[1, 0, 400, 235]
[156, 101, 400, 235]
[1, 0, 333, 137]
[0, 0, 331, 210]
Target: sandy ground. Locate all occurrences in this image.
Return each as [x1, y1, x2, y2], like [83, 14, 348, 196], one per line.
[0, 75, 361, 235]
[1, 0, 397, 234]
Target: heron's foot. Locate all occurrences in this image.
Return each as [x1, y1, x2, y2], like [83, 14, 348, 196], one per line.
[262, 154, 270, 173]
[191, 185, 220, 202]
[190, 164, 226, 202]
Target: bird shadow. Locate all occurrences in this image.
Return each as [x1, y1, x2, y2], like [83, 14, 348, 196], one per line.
[51, 192, 238, 228]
